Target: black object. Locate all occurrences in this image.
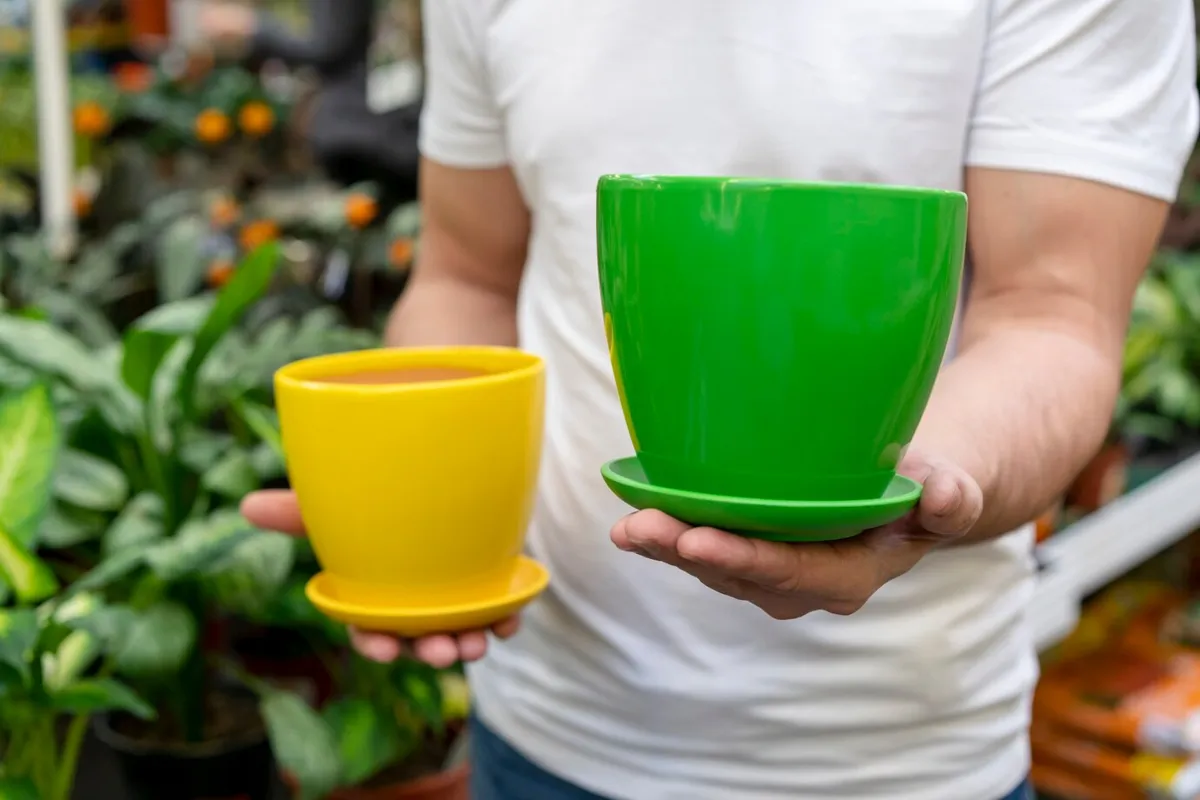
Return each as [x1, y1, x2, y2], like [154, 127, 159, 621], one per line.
[93, 710, 274, 800]
[248, 0, 421, 205]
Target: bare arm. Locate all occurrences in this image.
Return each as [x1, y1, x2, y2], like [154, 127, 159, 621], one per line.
[914, 168, 1169, 541]
[383, 158, 531, 348]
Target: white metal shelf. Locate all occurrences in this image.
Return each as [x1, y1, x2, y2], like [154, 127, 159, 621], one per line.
[1033, 449, 1200, 651]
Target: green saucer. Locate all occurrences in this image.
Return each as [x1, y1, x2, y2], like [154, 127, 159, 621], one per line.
[600, 457, 923, 542]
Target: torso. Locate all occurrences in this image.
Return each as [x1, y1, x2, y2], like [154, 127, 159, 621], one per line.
[467, 3, 1037, 798]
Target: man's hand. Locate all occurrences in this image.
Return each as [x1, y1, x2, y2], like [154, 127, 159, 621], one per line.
[610, 450, 982, 619]
[240, 490, 522, 668]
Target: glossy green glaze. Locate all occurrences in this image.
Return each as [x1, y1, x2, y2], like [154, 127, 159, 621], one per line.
[597, 175, 966, 502]
[601, 457, 921, 541]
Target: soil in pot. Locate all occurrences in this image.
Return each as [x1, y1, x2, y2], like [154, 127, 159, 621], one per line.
[95, 684, 275, 800]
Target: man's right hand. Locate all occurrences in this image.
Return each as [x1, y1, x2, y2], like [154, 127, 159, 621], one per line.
[240, 490, 522, 668]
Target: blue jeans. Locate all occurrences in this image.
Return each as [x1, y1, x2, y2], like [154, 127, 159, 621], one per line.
[469, 714, 1035, 800]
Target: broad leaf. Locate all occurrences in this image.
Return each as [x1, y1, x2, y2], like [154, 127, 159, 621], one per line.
[0, 777, 40, 800]
[61, 547, 145, 601]
[322, 698, 404, 786]
[248, 441, 286, 481]
[157, 215, 209, 302]
[43, 629, 100, 691]
[395, 663, 445, 737]
[234, 399, 284, 462]
[121, 329, 179, 401]
[40, 503, 107, 548]
[0, 383, 59, 545]
[110, 602, 195, 678]
[144, 509, 259, 581]
[29, 287, 118, 348]
[131, 295, 218, 336]
[102, 493, 165, 557]
[0, 608, 38, 685]
[0, 521, 59, 604]
[51, 678, 154, 719]
[201, 449, 260, 499]
[260, 689, 342, 800]
[204, 531, 294, 616]
[178, 428, 235, 473]
[53, 450, 129, 513]
[148, 339, 190, 450]
[178, 242, 281, 421]
[0, 316, 108, 391]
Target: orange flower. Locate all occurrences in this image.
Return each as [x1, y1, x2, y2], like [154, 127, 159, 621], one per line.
[73, 188, 93, 218]
[73, 102, 110, 138]
[113, 61, 153, 93]
[207, 259, 235, 288]
[210, 196, 240, 228]
[344, 193, 378, 229]
[239, 219, 279, 251]
[195, 108, 232, 144]
[238, 101, 275, 138]
[388, 237, 414, 269]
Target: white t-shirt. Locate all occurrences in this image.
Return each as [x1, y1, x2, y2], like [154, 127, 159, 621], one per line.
[418, 2, 1199, 798]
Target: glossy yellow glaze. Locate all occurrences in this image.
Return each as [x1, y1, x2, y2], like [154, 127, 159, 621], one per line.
[275, 347, 547, 615]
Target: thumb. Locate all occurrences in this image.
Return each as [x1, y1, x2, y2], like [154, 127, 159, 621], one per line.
[915, 465, 981, 537]
[241, 489, 307, 536]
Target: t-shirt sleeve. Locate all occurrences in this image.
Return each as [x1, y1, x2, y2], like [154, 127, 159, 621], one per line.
[966, 0, 1199, 202]
[418, 0, 508, 168]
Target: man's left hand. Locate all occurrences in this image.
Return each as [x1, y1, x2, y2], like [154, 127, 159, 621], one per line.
[610, 450, 983, 619]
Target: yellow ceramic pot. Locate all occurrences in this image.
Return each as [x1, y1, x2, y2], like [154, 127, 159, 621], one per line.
[275, 347, 547, 632]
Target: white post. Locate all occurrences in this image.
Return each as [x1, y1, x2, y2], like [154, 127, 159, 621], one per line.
[31, 0, 75, 259]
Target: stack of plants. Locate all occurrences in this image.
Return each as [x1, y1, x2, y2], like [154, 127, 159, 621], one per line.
[0, 243, 471, 800]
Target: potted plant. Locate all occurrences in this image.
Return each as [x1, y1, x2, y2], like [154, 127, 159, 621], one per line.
[0, 382, 154, 800]
[0, 242, 303, 800]
[273, 656, 472, 800]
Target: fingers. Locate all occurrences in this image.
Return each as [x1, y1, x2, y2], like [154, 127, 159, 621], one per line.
[350, 616, 522, 667]
[240, 490, 306, 535]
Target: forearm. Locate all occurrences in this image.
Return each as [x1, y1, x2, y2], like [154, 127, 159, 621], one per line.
[383, 273, 518, 348]
[913, 324, 1120, 542]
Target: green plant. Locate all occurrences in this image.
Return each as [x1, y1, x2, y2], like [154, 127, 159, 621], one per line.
[251, 655, 472, 798]
[1116, 249, 1200, 445]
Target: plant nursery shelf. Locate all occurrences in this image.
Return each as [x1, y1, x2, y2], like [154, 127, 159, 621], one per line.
[1033, 449, 1200, 652]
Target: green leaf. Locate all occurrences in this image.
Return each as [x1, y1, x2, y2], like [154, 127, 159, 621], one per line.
[131, 295, 217, 336]
[39, 503, 107, 548]
[43, 629, 100, 691]
[0, 383, 59, 545]
[28, 287, 118, 349]
[101, 493, 165, 557]
[121, 329, 179, 401]
[233, 399, 284, 462]
[260, 690, 342, 800]
[50, 678, 154, 720]
[201, 449, 260, 499]
[62, 547, 145, 601]
[157, 215, 209, 303]
[144, 509, 259, 581]
[0, 777, 41, 800]
[0, 316, 108, 392]
[248, 441, 286, 481]
[178, 242, 282, 421]
[322, 698, 404, 786]
[53, 450, 129, 512]
[204, 531, 294, 617]
[396, 663, 445, 737]
[110, 602, 196, 678]
[0, 608, 38, 685]
[178, 428, 235, 473]
[0, 521, 59, 604]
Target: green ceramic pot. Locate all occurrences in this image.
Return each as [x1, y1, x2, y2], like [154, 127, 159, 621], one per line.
[597, 175, 967, 501]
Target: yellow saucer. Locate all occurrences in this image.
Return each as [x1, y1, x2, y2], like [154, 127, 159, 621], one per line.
[304, 556, 550, 637]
